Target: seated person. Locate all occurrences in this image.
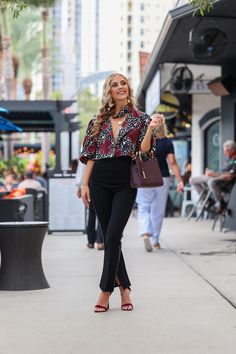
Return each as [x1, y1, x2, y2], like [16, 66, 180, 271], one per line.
[18, 171, 46, 192]
[190, 140, 236, 214]
[4, 171, 19, 191]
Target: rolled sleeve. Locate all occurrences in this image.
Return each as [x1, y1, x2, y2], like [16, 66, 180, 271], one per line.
[137, 114, 155, 151]
[79, 118, 97, 164]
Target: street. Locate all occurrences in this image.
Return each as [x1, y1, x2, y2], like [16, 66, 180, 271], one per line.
[0, 216, 236, 354]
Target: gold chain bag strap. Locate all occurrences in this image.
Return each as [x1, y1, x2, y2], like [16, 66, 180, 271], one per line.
[130, 151, 163, 188]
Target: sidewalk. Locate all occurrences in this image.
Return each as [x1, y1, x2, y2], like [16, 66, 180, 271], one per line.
[0, 216, 236, 354]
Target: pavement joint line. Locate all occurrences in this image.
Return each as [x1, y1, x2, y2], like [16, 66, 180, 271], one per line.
[164, 242, 236, 311]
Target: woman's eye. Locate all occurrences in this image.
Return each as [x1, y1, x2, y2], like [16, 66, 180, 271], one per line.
[121, 81, 127, 86]
[111, 83, 118, 88]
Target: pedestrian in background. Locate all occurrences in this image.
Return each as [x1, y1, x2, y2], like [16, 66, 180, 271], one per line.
[137, 117, 184, 252]
[75, 161, 104, 250]
[80, 73, 163, 313]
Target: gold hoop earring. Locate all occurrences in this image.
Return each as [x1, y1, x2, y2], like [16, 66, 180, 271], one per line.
[127, 97, 131, 104]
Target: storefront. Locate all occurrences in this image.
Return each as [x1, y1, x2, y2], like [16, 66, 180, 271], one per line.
[136, 0, 236, 227]
[137, 0, 236, 160]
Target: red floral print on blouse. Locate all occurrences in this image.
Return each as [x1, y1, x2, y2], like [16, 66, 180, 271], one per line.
[80, 105, 152, 164]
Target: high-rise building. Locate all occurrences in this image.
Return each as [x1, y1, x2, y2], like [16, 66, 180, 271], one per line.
[118, 0, 177, 91]
[52, 0, 111, 98]
[51, 0, 177, 97]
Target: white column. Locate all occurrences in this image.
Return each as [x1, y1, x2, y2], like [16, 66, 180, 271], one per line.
[41, 132, 51, 172]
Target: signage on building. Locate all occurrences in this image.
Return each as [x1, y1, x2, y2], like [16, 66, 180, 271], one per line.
[189, 80, 211, 94]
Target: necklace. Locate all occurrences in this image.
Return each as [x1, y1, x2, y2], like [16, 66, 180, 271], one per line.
[112, 106, 129, 125]
[113, 119, 123, 126]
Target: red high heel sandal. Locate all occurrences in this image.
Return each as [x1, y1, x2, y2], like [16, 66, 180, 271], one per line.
[94, 303, 109, 313]
[121, 303, 133, 311]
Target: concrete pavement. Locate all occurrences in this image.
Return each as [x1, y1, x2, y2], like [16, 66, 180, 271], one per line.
[0, 216, 236, 354]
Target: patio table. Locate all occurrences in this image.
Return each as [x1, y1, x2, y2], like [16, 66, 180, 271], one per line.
[0, 222, 49, 290]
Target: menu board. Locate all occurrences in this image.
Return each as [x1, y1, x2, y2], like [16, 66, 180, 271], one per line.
[48, 176, 86, 232]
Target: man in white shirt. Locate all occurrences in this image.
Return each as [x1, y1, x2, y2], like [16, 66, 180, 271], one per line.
[18, 171, 46, 192]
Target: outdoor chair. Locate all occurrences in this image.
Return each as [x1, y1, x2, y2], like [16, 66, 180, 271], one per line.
[212, 181, 235, 231]
[186, 183, 212, 221]
[181, 186, 194, 217]
[25, 188, 48, 221]
[0, 199, 27, 222]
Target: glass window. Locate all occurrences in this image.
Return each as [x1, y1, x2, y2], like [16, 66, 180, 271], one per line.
[140, 3, 144, 10]
[140, 15, 144, 23]
[140, 28, 144, 35]
[127, 41, 132, 50]
[204, 120, 220, 171]
[128, 15, 132, 25]
[128, 1, 132, 11]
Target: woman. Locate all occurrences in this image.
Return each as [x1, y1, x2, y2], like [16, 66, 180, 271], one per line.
[137, 117, 184, 252]
[80, 73, 163, 312]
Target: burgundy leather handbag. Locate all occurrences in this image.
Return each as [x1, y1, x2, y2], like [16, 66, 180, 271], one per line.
[130, 151, 163, 188]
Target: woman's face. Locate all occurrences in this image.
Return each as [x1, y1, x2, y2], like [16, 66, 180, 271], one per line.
[110, 75, 129, 103]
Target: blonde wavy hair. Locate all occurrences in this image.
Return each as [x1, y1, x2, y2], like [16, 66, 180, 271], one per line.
[90, 73, 135, 138]
[151, 113, 168, 138]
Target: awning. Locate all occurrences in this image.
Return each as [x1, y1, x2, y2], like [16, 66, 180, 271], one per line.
[136, 0, 236, 102]
[0, 100, 78, 172]
[0, 100, 76, 132]
[0, 116, 23, 132]
[0, 107, 22, 132]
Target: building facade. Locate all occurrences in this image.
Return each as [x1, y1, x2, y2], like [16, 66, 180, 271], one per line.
[117, 0, 176, 90]
[51, 0, 177, 97]
[52, 0, 99, 98]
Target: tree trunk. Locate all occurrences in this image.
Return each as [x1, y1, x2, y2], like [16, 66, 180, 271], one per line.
[2, 35, 14, 99]
[42, 8, 50, 99]
[0, 12, 4, 99]
[23, 77, 33, 100]
[12, 53, 20, 99]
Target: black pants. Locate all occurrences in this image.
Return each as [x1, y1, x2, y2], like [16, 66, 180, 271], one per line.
[90, 157, 137, 293]
[87, 203, 103, 244]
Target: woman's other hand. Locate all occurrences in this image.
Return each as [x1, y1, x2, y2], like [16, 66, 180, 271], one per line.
[81, 185, 91, 208]
[149, 113, 165, 128]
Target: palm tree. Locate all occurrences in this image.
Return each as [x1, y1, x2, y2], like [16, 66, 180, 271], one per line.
[188, 0, 215, 16]
[9, 8, 43, 99]
[0, 0, 56, 99]
[2, 0, 217, 16]
[27, 1, 56, 99]
[0, 7, 14, 99]
[0, 16, 4, 99]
